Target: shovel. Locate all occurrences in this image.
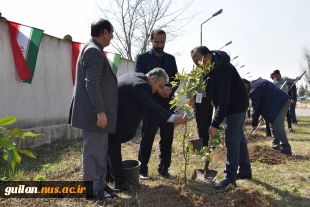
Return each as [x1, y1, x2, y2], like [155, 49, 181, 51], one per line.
[192, 107, 217, 182]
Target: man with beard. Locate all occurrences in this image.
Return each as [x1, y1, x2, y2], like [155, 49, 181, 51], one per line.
[135, 29, 179, 179]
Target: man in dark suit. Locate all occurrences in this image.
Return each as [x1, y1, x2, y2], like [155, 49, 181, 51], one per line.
[69, 19, 117, 200]
[135, 29, 179, 179]
[243, 78, 292, 155]
[108, 68, 188, 191]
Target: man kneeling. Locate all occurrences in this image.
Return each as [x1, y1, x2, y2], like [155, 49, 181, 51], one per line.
[108, 68, 188, 191]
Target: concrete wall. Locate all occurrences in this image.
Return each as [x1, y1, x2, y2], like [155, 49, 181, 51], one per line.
[0, 20, 134, 129]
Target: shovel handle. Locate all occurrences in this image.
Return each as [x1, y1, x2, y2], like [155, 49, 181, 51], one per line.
[246, 128, 254, 141]
[208, 106, 216, 153]
[287, 71, 306, 91]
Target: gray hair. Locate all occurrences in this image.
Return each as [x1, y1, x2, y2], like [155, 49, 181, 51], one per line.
[146, 68, 169, 83]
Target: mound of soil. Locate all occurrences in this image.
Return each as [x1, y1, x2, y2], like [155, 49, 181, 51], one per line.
[247, 134, 271, 143]
[131, 184, 275, 207]
[211, 145, 287, 165]
[217, 188, 276, 207]
[248, 145, 287, 164]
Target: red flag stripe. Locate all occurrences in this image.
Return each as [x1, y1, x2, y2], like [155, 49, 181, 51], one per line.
[7, 21, 32, 81]
[71, 42, 81, 85]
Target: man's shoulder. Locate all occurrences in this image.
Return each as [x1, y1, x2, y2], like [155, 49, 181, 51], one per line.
[163, 52, 175, 59]
[137, 51, 151, 58]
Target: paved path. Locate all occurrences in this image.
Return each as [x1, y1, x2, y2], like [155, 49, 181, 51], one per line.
[296, 108, 310, 116]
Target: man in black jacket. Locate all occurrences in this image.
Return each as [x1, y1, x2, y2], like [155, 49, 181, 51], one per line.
[108, 68, 188, 191]
[191, 46, 252, 190]
[288, 83, 298, 124]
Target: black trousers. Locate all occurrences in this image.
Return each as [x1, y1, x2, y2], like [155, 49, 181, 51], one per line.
[266, 120, 271, 136]
[194, 98, 213, 146]
[138, 107, 174, 174]
[107, 129, 134, 185]
[286, 111, 292, 129]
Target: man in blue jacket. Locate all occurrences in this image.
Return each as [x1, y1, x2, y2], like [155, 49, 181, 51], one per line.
[135, 29, 179, 179]
[243, 79, 292, 155]
[191, 46, 251, 191]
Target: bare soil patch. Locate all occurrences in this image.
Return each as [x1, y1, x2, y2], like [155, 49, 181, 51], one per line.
[247, 134, 272, 143]
[211, 145, 288, 165]
[124, 184, 276, 207]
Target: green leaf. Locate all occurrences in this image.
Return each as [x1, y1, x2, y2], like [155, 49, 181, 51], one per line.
[169, 100, 176, 105]
[3, 152, 8, 161]
[188, 142, 194, 151]
[0, 138, 16, 149]
[21, 131, 40, 138]
[6, 150, 14, 163]
[0, 116, 17, 126]
[10, 128, 23, 138]
[17, 149, 36, 159]
[11, 160, 16, 171]
[13, 149, 22, 164]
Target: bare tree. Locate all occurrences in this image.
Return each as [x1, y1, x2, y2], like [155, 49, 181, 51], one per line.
[96, 0, 195, 61]
[300, 46, 310, 86]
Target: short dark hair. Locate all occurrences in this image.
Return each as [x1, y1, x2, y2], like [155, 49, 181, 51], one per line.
[271, 69, 280, 76]
[191, 46, 212, 56]
[91, 19, 113, 37]
[150, 29, 166, 39]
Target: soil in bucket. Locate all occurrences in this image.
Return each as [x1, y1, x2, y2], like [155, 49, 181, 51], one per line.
[122, 160, 141, 190]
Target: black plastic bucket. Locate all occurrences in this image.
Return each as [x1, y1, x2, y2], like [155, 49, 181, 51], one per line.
[122, 160, 141, 187]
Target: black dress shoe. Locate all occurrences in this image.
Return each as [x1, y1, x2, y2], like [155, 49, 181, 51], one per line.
[104, 185, 118, 197]
[158, 170, 176, 179]
[139, 172, 150, 180]
[96, 189, 115, 201]
[214, 179, 237, 191]
[114, 182, 131, 192]
[237, 170, 252, 180]
[279, 148, 292, 155]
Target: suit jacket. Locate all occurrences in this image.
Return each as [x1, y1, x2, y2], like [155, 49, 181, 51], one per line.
[114, 72, 172, 142]
[69, 38, 118, 133]
[134, 49, 178, 108]
[249, 79, 289, 125]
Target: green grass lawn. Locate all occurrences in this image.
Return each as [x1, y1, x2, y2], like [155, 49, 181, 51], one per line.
[0, 116, 309, 206]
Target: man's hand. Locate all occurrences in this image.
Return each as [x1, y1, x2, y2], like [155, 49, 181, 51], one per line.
[208, 126, 217, 140]
[187, 98, 195, 109]
[291, 100, 295, 104]
[159, 86, 172, 98]
[173, 115, 188, 124]
[97, 112, 107, 128]
[252, 126, 257, 131]
[297, 76, 301, 80]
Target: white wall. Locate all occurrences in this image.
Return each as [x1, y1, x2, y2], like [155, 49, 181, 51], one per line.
[0, 20, 134, 128]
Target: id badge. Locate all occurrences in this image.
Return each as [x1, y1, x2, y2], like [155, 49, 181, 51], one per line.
[196, 93, 202, 103]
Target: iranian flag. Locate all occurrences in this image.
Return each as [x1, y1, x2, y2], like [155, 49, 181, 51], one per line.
[71, 42, 83, 85]
[71, 42, 121, 85]
[104, 51, 121, 76]
[7, 21, 44, 83]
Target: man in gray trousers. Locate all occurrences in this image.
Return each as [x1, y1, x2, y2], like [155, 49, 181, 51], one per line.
[243, 78, 292, 155]
[69, 19, 117, 200]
